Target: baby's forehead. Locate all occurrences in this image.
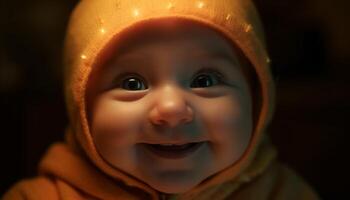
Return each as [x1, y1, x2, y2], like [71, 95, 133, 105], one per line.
[96, 19, 252, 81]
[106, 35, 243, 80]
[109, 19, 240, 61]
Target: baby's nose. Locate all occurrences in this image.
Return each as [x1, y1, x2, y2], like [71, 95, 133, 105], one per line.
[149, 86, 194, 128]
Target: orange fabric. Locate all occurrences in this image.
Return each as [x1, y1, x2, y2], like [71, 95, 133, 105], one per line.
[3, 0, 320, 199]
[3, 137, 320, 199]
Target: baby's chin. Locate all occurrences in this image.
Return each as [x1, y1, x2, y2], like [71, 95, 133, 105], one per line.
[142, 170, 205, 194]
[149, 180, 200, 194]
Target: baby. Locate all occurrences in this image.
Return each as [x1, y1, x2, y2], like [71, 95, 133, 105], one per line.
[3, 0, 320, 199]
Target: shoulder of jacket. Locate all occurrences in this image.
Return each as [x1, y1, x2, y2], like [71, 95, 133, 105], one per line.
[265, 161, 322, 200]
[2, 176, 59, 200]
[230, 161, 321, 200]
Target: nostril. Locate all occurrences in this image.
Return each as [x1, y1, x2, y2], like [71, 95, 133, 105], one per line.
[153, 119, 167, 126]
[150, 106, 194, 127]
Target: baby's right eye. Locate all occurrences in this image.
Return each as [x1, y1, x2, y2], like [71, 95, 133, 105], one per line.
[121, 76, 148, 90]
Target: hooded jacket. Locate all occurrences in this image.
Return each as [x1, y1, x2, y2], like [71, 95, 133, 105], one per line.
[3, 0, 320, 199]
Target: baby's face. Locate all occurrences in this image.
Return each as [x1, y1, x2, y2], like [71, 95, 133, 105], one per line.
[88, 21, 253, 194]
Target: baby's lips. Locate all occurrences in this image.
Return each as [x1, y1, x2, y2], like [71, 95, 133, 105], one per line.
[140, 139, 208, 146]
[140, 142, 206, 159]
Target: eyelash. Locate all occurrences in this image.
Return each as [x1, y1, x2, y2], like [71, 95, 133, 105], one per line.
[112, 68, 228, 90]
[192, 68, 227, 85]
[113, 72, 147, 88]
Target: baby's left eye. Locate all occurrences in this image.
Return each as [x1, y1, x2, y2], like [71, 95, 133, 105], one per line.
[190, 72, 222, 88]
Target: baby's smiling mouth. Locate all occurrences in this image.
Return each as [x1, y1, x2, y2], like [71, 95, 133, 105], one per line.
[141, 142, 205, 159]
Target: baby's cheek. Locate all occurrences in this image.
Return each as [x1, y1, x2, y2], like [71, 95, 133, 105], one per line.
[204, 96, 245, 136]
[91, 97, 143, 147]
[200, 95, 252, 161]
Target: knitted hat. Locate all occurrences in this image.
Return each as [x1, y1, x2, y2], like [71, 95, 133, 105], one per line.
[63, 0, 275, 197]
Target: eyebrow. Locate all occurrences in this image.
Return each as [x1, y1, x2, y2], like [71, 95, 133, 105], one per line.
[113, 48, 241, 70]
[112, 52, 150, 63]
[191, 50, 241, 69]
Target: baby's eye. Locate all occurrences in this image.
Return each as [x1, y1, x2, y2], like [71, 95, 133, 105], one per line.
[121, 76, 147, 90]
[190, 70, 223, 88]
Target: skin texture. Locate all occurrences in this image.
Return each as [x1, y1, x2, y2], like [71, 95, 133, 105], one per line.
[87, 20, 253, 194]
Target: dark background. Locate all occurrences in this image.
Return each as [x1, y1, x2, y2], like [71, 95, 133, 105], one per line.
[1, 0, 349, 199]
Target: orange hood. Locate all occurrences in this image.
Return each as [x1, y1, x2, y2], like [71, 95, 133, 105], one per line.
[62, 0, 276, 198]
